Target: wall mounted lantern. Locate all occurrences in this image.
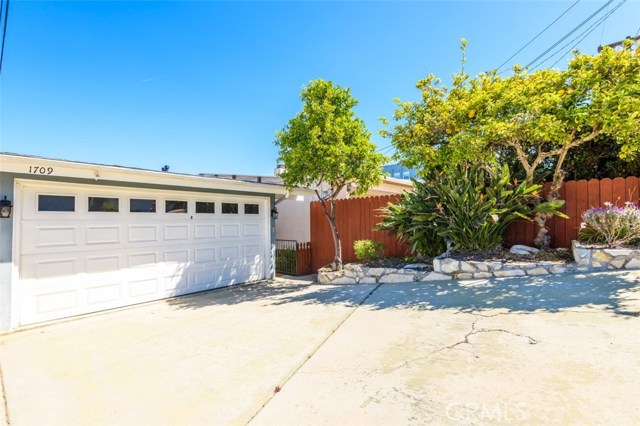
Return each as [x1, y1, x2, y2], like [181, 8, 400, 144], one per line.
[0, 196, 12, 219]
[271, 207, 279, 220]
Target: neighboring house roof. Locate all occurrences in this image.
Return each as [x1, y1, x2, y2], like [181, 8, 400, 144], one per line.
[351, 176, 414, 197]
[198, 173, 413, 198]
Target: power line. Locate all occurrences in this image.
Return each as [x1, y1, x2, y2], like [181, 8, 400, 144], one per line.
[598, 1, 610, 46]
[525, 0, 613, 70]
[0, 0, 9, 75]
[496, 0, 582, 72]
[377, 145, 395, 155]
[548, 0, 628, 68]
[532, 0, 627, 70]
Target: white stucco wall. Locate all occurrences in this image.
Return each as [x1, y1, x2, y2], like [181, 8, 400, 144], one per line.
[275, 196, 311, 242]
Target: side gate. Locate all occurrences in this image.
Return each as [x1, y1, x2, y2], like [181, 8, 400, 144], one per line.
[275, 240, 313, 276]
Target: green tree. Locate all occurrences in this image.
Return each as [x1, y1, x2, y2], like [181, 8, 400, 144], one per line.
[276, 79, 387, 271]
[384, 40, 640, 249]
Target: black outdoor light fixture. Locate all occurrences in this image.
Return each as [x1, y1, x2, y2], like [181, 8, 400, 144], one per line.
[0, 196, 12, 219]
[271, 207, 279, 220]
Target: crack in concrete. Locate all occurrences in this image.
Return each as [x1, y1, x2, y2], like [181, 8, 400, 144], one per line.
[386, 316, 538, 373]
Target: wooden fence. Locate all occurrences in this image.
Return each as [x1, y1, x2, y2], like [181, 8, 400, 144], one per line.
[275, 240, 314, 276]
[295, 242, 313, 275]
[310, 177, 640, 271]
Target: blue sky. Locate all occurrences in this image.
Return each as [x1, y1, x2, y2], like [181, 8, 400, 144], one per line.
[1, 1, 639, 176]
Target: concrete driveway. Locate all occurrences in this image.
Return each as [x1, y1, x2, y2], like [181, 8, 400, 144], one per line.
[1, 271, 639, 425]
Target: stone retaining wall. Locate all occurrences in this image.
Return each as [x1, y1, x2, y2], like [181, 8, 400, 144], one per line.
[317, 241, 640, 284]
[572, 241, 640, 270]
[317, 263, 450, 285]
[432, 255, 575, 279]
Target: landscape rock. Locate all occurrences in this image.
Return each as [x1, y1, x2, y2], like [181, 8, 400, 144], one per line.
[624, 258, 640, 269]
[610, 259, 626, 269]
[593, 251, 613, 263]
[459, 261, 477, 273]
[473, 262, 490, 272]
[331, 277, 358, 285]
[367, 268, 387, 277]
[472, 272, 493, 279]
[420, 272, 451, 281]
[526, 266, 549, 276]
[404, 263, 428, 270]
[510, 245, 540, 255]
[439, 259, 460, 274]
[380, 273, 415, 284]
[493, 269, 526, 278]
[454, 273, 474, 279]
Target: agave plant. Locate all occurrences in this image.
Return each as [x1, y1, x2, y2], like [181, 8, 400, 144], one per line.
[378, 164, 567, 255]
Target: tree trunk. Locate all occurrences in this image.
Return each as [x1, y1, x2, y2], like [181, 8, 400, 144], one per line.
[327, 213, 343, 271]
[533, 149, 568, 250]
[317, 194, 343, 271]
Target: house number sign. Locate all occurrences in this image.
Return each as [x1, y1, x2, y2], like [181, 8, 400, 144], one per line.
[28, 166, 54, 175]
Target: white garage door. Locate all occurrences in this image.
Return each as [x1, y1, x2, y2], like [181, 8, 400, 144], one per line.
[16, 180, 270, 326]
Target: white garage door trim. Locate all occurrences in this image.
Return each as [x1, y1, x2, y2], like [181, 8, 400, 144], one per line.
[13, 179, 272, 326]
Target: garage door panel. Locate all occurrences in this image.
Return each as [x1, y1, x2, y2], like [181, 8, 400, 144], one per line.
[128, 278, 160, 298]
[128, 225, 158, 242]
[86, 225, 121, 245]
[86, 255, 121, 273]
[164, 250, 190, 263]
[20, 255, 77, 280]
[86, 283, 122, 306]
[164, 224, 189, 240]
[163, 273, 189, 293]
[194, 224, 215, 239]
[194, 248, 216, 263]
[220, 224, 240, 237]
[18, 181, 269, 326]
[194, 269, 219, 289]
[243, 223, 261, 236]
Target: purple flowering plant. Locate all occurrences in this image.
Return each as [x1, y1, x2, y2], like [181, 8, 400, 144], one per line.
[578, 201, 640, 247]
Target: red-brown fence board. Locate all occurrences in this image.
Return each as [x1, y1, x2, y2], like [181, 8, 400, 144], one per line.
[587, 179, 600, 209]
[625, 177, 639, 203]
[309, 177, 640, 271]
[600, 178, 613, 205]
[612, 177, 626, 206]
[295, 242, 313, 276]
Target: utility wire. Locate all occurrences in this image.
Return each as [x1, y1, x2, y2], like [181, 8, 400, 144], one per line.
[497, 0, 582, 72]
[525, 0, 613, 70]
[532, 0, 627, 70]
[377, 145, 396, 155]
[0, 0, 9, 75]
[549, 0, 628, 68]
[599, 1, 611, 46]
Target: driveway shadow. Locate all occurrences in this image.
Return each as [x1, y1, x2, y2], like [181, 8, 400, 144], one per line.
[365, 271, 640, 317]
[166, 271, 640, 317]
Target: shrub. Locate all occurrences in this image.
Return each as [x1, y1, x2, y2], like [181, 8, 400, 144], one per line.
[578, 202, 640, 247]
[354, 240, 384, 262]
[378, 164, 566, 254]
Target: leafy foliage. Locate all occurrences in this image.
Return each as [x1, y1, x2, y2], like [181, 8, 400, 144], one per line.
[378, 164, 567, 254]
[353, 240, 384, 262]
[377, 196, 445, 258]
[275, 79, 387, 270]
[578, 202, 640, 247]
[382, 40, 640, 248]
